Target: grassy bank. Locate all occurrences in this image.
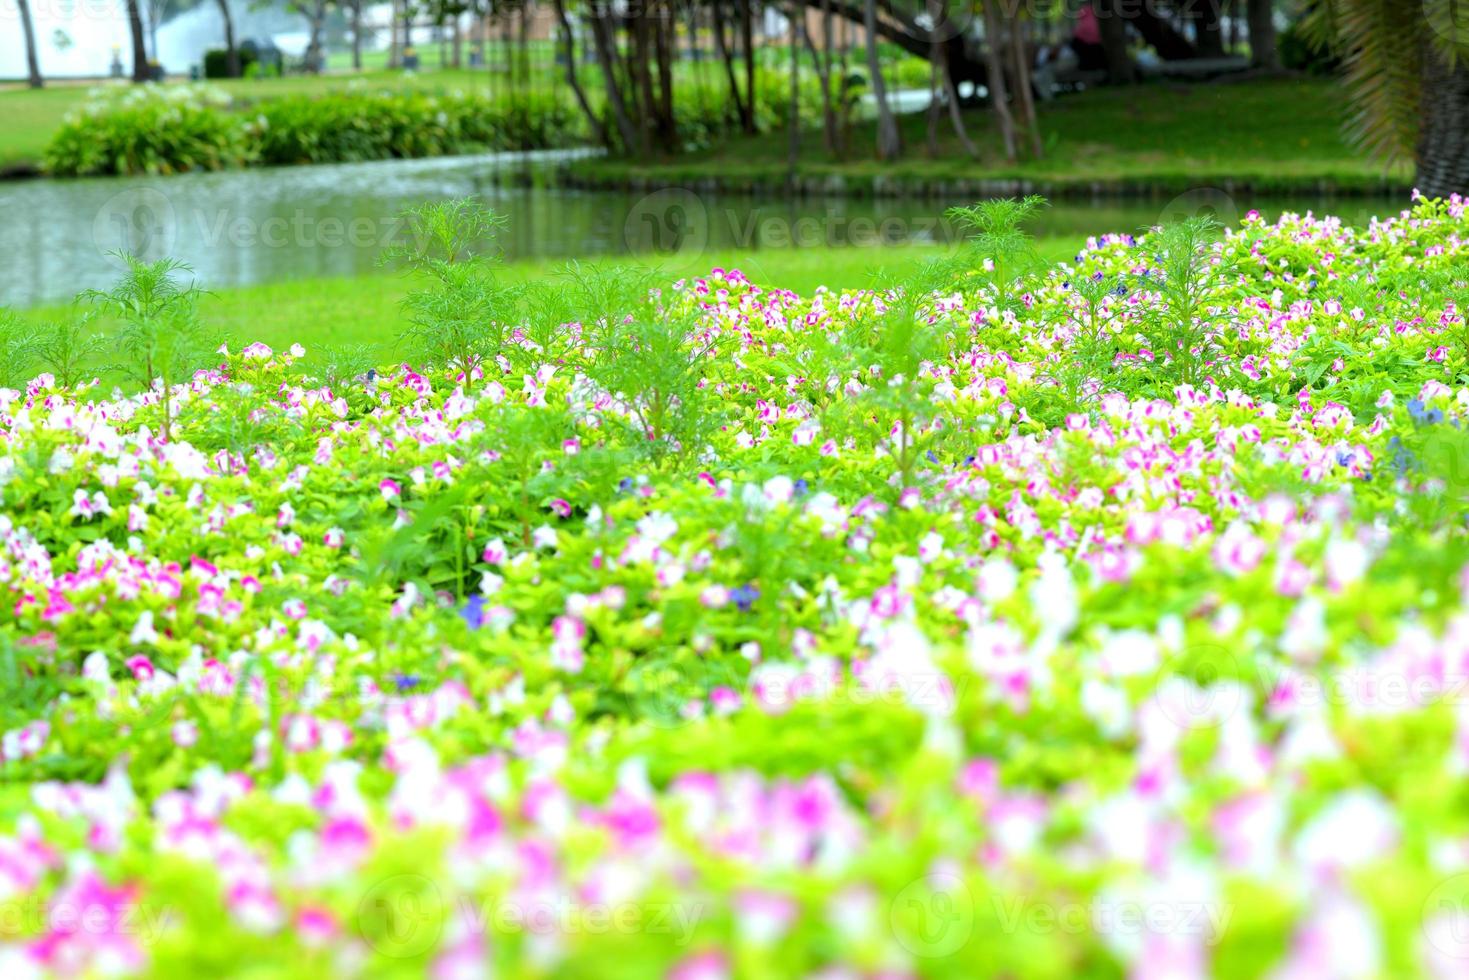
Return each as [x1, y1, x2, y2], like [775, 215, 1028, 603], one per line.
[562, 76, 1408, 197]
[12, 240, 1082, 368]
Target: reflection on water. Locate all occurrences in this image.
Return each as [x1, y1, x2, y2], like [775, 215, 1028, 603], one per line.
[0, 150, 1410, 308]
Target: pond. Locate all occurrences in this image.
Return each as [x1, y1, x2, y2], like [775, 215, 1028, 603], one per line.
[0, 150, 1409, 308]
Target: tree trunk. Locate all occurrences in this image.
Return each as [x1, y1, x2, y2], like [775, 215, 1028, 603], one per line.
[1416, 43, 1469, 198]
[805, 0, 839, 152]
[389, 0, 402, 67]
[1191, 0, 1225, 58]
[940, 50, 977, 157]
[793, 0, 1196, 81]
[1008, 12, 1042, 157]
[836, 14, 851, 151]
[16, 0, 43, 88]
[126, 0, 150, 82]
[926, 41, 941, 156]
[1101, 0, 1197, 61]
[653, 1, 678, 150]
[1246, 0, 1277, 70]
[629, 6, 657, 153]
[517, 3, 530, 85]
[304, 0, 328, 73]
[553, 0, 608, 147]
[351, 0, 364, 70]
[452, 14, 463, 68]
[712, 0, 752, 129]
[921, 0, 975, 157]
[587, 9, 642, 152]
[741, 0, 758, 134]
[981, 0, 1017, 161]
[215, 0, 240, 77]
[788, 0, 801, 168]
[1095, 0, 1136, 83]
[864, 0, 902, 160]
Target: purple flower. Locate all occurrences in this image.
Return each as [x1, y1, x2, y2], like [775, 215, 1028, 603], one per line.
[731, 584, 760, 612]
[461, 595, 485, 630]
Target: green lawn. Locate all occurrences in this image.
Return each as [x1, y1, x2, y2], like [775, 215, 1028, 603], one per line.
[12, 240, 1081, 369]
[570, 77, 1408, 195]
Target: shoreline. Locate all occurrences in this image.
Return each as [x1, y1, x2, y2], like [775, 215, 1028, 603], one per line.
[2, 150, 1409, 202]
[527, 164, 1411, 202]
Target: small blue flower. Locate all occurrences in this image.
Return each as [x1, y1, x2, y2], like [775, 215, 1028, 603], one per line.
[926, 450, 939, 464]
[1408, 398, 1427, 421]
[393, 672, 421, 692]
[793, 478, 809, 497]
[461, 594, 485, 630]
[617, 477, 634, 493]
[1336, 450, 1353, 466]
[730, 584, 760, 612]
[964, 455, 976, 466]
[1425, 408, 1445, 425]
[1113, 284, 1128, 297]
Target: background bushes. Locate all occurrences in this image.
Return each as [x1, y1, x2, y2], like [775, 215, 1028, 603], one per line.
[43, 75, 821, 177]
[44, 87, 259, 176]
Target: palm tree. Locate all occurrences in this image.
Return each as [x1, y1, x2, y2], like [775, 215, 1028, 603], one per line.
[1305, 0, 1469, 195]
[16, 0, 43, 89]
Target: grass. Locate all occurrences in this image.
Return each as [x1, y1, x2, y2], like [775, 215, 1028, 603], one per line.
[11, 239, 1083, 369]
[568, 76, 1409, 195]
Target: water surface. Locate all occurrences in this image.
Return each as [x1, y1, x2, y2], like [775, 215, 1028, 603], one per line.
[0, 151, 1408, 308]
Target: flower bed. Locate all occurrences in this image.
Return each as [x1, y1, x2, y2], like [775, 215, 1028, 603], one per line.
[2, 196, 1469, 977]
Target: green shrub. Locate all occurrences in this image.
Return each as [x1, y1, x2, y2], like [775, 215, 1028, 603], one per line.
[1278, 19, 1341, 75]
[44, 74, 835, 177]
[202, 47, 259, 80]
[44, 86, 258, 177]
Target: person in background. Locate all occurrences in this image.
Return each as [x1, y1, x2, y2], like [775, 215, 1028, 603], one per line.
[1034, 2, 1110, 97]
[1069, 3, 1107, 71]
